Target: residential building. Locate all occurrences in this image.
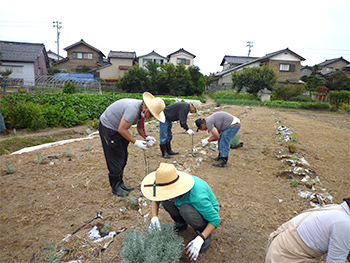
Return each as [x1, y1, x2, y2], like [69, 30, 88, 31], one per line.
[99, 51, 137, 82]
[316, 57, 350, 76]
[138, 50, 168, 67]
[220, 55, 259, 71]
[167, 48, 195, 68]
[47, 50, 64, 68]
[53, 39, 105, 73]
[0, 40, 49, 86]
[300, 65, 313, 77]
[215, 48, 305, 86]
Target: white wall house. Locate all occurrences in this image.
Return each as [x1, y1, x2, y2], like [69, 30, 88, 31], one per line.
[138, 50, 168, 67]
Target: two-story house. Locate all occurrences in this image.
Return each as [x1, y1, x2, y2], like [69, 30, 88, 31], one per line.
[138, 50, 168, 67]
[99, 51, 137, 82]
[53, 39, 105, 73]
[0, 40, 49, 86]
[316, 57, 350, 76]
[220, 55, 259, 71]
[167, 48, 195, 68]
[215, 48, 305, 86]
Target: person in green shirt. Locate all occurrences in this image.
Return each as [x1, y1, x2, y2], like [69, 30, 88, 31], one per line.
[141, 163, 220, 261]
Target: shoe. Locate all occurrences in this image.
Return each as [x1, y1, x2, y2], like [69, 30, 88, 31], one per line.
[160, 144, 171, 159]
[212, 157, 227, 167]
[174, 222, 188, 231]
[210, 153, 221, 161]
[200, 235, 211, 253]
[166, 142, 178, 155]
[120, 182, 134, 192]
[112, 182, 129, 197]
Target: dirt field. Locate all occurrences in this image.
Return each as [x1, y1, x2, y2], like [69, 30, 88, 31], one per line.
[0, 101, 349, 263]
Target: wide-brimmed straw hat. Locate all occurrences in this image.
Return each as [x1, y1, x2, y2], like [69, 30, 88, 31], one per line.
[143, 92, 166, 123]
[141, 163, 194, 201]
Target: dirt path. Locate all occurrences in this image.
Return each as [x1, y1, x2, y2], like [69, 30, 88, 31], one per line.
[0, 104, 349, 262]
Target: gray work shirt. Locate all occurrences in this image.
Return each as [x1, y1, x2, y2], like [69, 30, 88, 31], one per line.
[99, 99, 142, 131]
[205, 111, 239, 133]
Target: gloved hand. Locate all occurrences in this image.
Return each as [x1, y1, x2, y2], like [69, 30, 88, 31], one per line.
[134, 140, 149, 150]
[186, 235, 204, 261]
[187, 129, 195, 135]
[201, 138, 209, 146]
[149, 216, 161, 230]
[145, 136, 156, 147]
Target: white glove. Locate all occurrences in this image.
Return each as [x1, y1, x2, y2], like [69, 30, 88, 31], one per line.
[134, 140, 149, 150]
[186, 235, 204, 261]
[149, 216, 161, 230]
[187, 129, 195, 135]
[145, 136, 156, 147]
[201, 138, 209, 146]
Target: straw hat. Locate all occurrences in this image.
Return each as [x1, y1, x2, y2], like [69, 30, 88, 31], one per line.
[141, 163, 194, 201]
[143, 92, 166, 123]
[192, 101, 202, 110]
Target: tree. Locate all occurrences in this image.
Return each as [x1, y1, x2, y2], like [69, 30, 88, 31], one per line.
[0, 51, 12, 78]
[188, 65, 205, 96]
[272, 84, 306, 101]
[232, 66, 277, 98]
[300, 75, 326, 91]
[116, 65, 150, 93]
[325, 71, 350, 91]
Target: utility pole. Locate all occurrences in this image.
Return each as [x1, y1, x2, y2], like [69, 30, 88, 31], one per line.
[246, 41, 254, 57]
[53, 21, 63, 61]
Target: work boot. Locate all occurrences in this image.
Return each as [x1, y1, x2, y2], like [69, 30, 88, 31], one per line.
[200, 234, 211, 253]
[174, 221, 188, 231]
[166, 142, 178, 155]
[210, 152, 221, 161]
[212, 157, 228, 167]
[160, 144, 171, 159]
[109, 174, 129, 196]
[121, 182, 134, 192]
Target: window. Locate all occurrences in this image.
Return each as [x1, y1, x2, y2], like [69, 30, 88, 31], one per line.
[280, 64, 290, 71]
[73, 52, 92, 60]
[177, 58, 190, 65]
[326, 67, 333, 72]
[279, 63, 295, 72]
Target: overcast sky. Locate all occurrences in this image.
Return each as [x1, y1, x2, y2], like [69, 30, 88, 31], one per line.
[1, 0, 349, 75]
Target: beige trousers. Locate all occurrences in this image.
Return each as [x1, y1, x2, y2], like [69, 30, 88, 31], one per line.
[265, 206, 345, 263]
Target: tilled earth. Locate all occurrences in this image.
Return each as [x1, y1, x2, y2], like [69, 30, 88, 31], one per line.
[0, 103, 349, 263]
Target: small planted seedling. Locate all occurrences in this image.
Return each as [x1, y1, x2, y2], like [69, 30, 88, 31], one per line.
[100, 221, 109, 235]
[87, 142, 92, 151]
[4, 161, 14, 174]
[43, 240, 65, 263]
[291, 179, 298, 187]
[124, 194, 138, 207]
[37, 152, 44, 164]
[66, 148, 71, 157]
[131, 129, 135, 136]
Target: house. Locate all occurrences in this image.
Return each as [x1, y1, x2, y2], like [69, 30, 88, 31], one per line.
[315, 57, 350, 76]
[300, 65, 313, 77]
[99, 51, 137, 82]
[167, 48, 195, 68]
[138, 50, 168, 67]
[0, 40, 49, 86]
[220, 55, 259, 71]
[215, 48, 305, 86]
[47, 50, 64, 68]
[53, 39, 105, 73]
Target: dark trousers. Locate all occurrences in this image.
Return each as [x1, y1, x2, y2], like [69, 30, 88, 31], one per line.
[161, 201, 208, 232]
[99, 122, 129, 182]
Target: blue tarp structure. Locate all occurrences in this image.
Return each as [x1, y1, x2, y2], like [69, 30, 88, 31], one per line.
[53, 73, 98, 82]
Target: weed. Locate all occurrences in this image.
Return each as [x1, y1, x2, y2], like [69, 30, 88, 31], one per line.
[4, 161, 14, 174]
[291, 179, 298, 187]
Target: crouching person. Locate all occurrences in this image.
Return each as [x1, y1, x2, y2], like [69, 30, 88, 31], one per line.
[141, 163, 220, 261]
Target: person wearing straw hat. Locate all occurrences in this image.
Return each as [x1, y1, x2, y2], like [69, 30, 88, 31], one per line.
[266, 198, 350, 263]
[141, 163, 220, 261]
[195, 111, 241, 168]
[159, 101, 200, 158]
[99, 92, 165, 197]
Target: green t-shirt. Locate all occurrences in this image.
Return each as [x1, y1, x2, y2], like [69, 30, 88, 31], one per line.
[174, 176, 221, 227]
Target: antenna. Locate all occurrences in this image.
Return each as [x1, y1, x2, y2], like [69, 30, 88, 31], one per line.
[246, 41, 254, 57]
[53, 21, 63, 61]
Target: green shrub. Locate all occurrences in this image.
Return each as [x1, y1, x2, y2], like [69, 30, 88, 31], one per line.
[121, 224, 184, 263]
[272, 84, 306, 101]
[329, 90, 350, 104]
[290, 96, 315, 102]
[63, 83, 76, 94]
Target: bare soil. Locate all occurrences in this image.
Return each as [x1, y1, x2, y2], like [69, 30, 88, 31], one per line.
[0, 100, 349, 263]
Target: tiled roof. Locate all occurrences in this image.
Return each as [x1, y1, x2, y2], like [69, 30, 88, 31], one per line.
[317, 57, 350, 67]
[108, 51, 136, 59]
[0, 40, 46, 62]
[138, 50, 167, 59]
[64, 39, 105, 57]
[220, 55, 259, 66]
[167, 48, 196, 58]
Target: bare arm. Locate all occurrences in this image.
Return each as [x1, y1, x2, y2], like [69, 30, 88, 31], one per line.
[151, 201, 160, 217]
[136, 121, 147, 139]
[118, 118, 137, 144]
[200, 223, 216, 239]
[208, 127, 220, 142]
